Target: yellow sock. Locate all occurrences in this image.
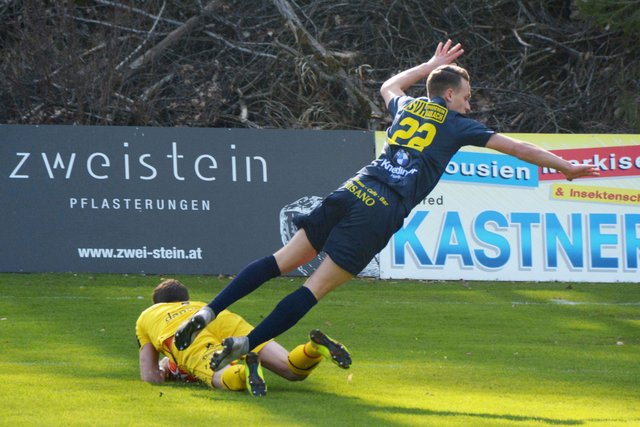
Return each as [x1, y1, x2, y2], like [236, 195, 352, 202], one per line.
[287, 343, 322, 377]
[220, 364, 246, 391]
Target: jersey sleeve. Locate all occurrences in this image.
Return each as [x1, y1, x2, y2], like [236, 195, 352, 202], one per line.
[135, 312, 151, 350]
[455, 115, 495, 147]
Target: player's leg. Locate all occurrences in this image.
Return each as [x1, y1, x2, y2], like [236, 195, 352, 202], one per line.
[212, 177, 401, 369]
[213, 364, 244, 390]
[302, 254, 353, 300]
[288, 328, 352, 374]
[212, 355, 266, 397]
[244, 330, 352, 382]
[258, 341, 309, 381]
[210, 256, 353, 370]
[174, 230, 317, 351]
[272, 229, 318, 274]
[211, 229, 316, 314]
[207, 229, 317, 315]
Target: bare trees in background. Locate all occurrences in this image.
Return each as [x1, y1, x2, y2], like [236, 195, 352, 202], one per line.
[1, 0, 638, 133]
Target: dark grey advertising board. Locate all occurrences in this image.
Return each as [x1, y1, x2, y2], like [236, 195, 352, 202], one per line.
[0, 125, 373, 274]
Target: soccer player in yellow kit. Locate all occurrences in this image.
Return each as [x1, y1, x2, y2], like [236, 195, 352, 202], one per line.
[136, 279, 351, 396]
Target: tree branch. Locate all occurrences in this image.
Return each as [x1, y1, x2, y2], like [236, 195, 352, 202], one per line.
[271, 0, 383, 122]
[125, 1, 222, 74]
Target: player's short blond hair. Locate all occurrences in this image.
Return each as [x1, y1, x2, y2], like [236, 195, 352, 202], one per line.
[427, 64, 470, 98]
[152, 279, 189, 303]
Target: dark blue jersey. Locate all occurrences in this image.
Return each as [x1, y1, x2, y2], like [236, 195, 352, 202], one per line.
[359, 95, 494, 210]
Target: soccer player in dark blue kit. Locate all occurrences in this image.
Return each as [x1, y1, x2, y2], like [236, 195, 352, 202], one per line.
[174, 40, 600, 370]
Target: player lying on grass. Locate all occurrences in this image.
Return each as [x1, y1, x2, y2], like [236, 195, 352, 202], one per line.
[174, 39, 600, 371]
[136, 279, 351, 396]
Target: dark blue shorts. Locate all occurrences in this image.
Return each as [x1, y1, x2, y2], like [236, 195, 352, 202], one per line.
[293, 175, 407, 275]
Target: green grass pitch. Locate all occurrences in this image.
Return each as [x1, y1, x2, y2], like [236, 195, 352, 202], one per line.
[0, 273, 638, 426]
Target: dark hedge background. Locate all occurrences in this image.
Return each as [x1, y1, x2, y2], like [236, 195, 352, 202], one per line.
[1, 1, 638, 133]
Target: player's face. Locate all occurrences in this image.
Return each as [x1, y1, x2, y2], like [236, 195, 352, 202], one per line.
[446, 80, 471, 114]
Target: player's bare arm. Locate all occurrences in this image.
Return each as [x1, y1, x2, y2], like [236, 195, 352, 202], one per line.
[380, 39, 464, 107]
[139, 343, 167, 383]
[486, 133, 600, 181]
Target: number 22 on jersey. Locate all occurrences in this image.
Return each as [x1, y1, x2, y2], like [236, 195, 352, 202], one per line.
[388, 116, 437, 152]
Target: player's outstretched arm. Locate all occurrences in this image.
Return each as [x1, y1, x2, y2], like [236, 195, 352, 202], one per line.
[380, 39, 464, 107]
[486, 133, 600, 181]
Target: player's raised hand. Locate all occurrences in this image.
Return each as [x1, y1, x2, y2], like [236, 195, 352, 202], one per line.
[380, 40, 464, 106]
[428, 39, 464, 68]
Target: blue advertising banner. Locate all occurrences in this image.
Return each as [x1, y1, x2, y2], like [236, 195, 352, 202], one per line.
[378, 132, 640, 283]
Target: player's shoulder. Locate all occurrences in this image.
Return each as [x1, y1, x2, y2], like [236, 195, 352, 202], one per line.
[389, 95, 417, 115]
[445, 113, 494, 146]
[444, 108, 485, 128]
[137, 304, 156, 319]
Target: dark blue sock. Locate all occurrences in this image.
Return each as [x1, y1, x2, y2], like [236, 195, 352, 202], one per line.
[247, 286, 317, 349]
[207, 255, 280, 316]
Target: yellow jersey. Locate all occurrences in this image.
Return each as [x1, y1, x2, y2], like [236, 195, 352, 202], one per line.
[136, 301, 203, 356]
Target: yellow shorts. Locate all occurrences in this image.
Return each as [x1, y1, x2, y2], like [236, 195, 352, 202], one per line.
[169, 310, 267, 386]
